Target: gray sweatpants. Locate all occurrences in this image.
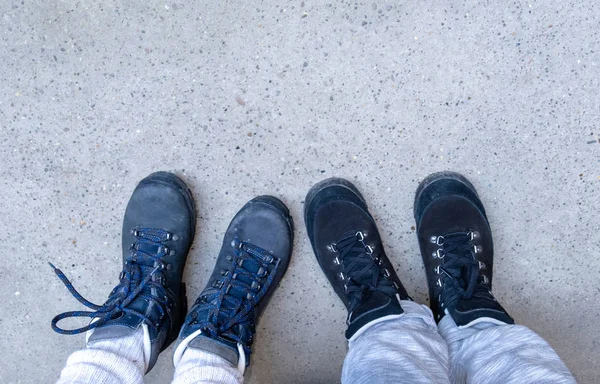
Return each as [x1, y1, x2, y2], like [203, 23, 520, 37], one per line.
[57, 300, 575, 384]
[342, 300, 575, 384]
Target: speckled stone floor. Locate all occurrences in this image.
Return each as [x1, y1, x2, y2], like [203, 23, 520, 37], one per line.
[1, 1, 599, 383]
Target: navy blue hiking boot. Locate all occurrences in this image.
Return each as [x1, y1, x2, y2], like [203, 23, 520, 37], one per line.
[50, 171, 196, 372]
[414, 171, 513, 326]
[304, 178, 411, 340]
[174, 196, 293, 373]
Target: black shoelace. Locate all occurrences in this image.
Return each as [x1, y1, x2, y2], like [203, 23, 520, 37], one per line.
[435, 232, 487, 309]
[50, 227, 176, 335]
[334, 232, 397, 311]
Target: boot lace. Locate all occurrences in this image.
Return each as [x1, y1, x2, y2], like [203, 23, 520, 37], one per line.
[185, 239, 279, 359]
[50, 227, 176, 335]
[432, 231, 489, 311]
[333, 231, 398, 311]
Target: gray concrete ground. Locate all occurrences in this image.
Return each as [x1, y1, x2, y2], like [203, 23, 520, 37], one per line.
[1, 0, 599, 383]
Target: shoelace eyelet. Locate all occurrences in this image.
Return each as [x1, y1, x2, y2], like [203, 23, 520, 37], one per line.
[167, 233, 180, 241]
[432, 249, 445, 259]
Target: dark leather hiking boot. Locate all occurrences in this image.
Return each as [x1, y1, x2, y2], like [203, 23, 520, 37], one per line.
[50, 171, 196, 372]
[174, 196, 293, 373]
[304, 178, 411, 340]
[414, 171, 513, 327]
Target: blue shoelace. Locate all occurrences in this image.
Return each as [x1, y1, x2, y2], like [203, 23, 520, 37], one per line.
[50, 227, 175, 335]
[186, 240, 279, 357]
[335, 233, 397, 311]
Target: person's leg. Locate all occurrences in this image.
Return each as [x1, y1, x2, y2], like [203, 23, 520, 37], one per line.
[51, 172, 197, 383]
[172, 196, 293, 384]
[304, 178, 451, 384]
[414, 171, 575, 384]
[56, 329, 145, 384]
[342, 300, 450, 384]
[439, 316, 575, 384]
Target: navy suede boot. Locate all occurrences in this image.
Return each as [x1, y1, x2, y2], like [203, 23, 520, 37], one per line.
[414, 171, 513, 326]
[174, 196, 293, 373]
[50, 171, 196, 372]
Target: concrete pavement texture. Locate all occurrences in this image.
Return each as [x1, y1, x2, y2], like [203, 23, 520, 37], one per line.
[1, 0, 599, 383]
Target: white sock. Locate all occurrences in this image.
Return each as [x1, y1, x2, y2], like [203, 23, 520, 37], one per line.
[56, 329, 146, 384]
[172, 346, 243, 384]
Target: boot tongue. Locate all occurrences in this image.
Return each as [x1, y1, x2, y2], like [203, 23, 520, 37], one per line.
[188, 335, 239, 366]
[345, 291, 403, 339]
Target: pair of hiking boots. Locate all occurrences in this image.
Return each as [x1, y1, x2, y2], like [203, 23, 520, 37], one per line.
[51, 171, 512, 373]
